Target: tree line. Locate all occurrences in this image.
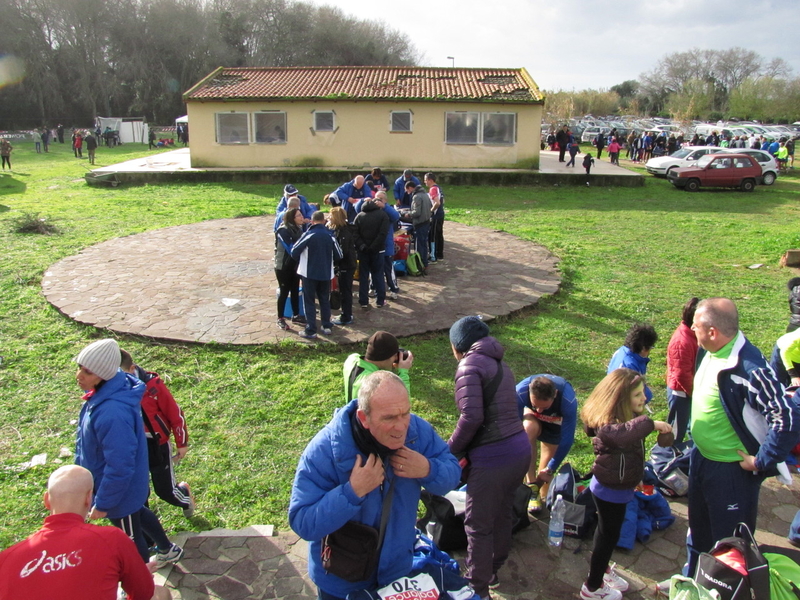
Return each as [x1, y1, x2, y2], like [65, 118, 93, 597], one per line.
[545, 47, 799, 123]
[0, 0, 419, 130]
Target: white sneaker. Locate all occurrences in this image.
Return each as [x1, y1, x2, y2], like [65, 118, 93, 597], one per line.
[580, 583, 622, 600]
[156, 543, 184, 564]
[604, 564, 629, 592]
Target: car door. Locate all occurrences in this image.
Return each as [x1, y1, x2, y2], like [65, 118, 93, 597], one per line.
[704, 157, 729, 186]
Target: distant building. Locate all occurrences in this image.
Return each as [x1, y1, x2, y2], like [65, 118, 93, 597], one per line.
[183, 66, 544, 169]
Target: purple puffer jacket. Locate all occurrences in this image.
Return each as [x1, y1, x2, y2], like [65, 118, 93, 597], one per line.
[448, 336, 524, 455]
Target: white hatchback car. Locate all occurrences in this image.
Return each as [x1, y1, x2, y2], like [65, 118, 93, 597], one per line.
[645, 146, 720, 177]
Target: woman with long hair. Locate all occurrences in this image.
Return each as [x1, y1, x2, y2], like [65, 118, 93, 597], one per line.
[579, 369, 673, 600]
[275, 208, 304, 330]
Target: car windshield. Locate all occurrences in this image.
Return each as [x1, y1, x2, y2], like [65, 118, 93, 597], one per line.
[671, 148, 693, 159]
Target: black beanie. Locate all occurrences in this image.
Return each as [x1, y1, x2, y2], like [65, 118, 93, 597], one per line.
[449, 316, 489, 353]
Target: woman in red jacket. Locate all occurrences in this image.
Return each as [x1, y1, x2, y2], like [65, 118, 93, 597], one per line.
[666, 297, 700, 446]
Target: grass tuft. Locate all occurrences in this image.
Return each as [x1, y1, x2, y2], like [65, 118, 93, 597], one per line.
[9, 212, 61, 235]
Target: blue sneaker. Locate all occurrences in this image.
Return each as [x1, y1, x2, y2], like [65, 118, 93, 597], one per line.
[298, 330, 317, 339]
[333, 317, 353, 326]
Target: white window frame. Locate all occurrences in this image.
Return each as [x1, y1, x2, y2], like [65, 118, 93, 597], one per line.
[313, 110, 335, 132]
[216, 112, 250, 144]
[444, 111, 517, 146]
[253, 111, 287, 144]
[390, 110, 413, 133]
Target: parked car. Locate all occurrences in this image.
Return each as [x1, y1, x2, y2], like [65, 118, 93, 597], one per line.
[645, 146, 720, 177]
[668, 153, 763, 192]
[581, 126, 611, 143]
[718, 148, 779, 185]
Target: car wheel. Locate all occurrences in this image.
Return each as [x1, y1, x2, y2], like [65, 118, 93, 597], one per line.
[686, 178, 700, 192]
[762, 172, 776, 186]
[741, 179, 755, 192]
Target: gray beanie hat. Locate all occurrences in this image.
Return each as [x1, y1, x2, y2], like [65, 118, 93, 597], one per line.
[449, 316, 490, 353]
[75, 339, 121, 381]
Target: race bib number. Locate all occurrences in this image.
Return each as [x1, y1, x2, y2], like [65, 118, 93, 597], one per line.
[377, 573, 439, 600]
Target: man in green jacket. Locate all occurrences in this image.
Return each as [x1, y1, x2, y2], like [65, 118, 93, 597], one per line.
[343, 331, 413, 402]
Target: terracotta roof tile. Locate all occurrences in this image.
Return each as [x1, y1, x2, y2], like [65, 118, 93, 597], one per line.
[184, 66, 543, 104]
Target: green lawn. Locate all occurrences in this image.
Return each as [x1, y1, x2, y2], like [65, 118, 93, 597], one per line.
[1, 141, 799, 548]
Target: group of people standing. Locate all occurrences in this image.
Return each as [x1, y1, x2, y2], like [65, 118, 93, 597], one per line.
[290, 291, 800, 600]
[273, 169, 445, 339]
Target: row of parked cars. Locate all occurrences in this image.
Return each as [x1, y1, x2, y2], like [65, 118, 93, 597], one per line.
[667, 153, 765, 192]
[645, 146, 780, 185]
[543, 117, 800, 145]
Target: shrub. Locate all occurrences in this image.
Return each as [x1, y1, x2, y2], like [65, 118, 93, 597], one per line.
[9, 212, 61, 235]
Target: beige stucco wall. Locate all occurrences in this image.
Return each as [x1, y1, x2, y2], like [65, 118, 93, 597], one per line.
[185, 100, 542, 169]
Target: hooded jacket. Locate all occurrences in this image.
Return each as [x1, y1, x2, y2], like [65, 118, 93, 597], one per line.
[134, 366, 188, 448]
[75, 371, 149, 519]
[288, 400, 460, 597]
[409, 186, 431, 227]
[449, 336, 524, 455]
[353, 201, 390, 254]
[588, 415, 655, 490]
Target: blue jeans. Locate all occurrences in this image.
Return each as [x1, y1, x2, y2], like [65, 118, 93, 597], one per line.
[358, 251, 385, 306]
[686, 448, 764, 577]
[414, 222, 430, 267]
[301, 277, 332, 335]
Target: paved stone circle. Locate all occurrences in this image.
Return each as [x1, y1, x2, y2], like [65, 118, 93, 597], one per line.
[42, 219, 560, 344]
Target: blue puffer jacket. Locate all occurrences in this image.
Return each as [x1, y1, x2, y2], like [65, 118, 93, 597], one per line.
[75, 370, 149, 519]
[607, 346, 653, 403]
[288, 400, 461, 597]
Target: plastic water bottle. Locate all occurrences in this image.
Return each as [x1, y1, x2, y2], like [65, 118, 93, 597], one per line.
[548, 494, 566, 547]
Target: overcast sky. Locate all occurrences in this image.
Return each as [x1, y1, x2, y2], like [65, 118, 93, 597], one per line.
[304, 0, 799, 91]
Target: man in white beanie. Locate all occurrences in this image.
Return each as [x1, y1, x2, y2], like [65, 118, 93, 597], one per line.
[74, 338, 183, 566]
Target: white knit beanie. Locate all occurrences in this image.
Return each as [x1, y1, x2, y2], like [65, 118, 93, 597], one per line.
[75, 339, 121, 381]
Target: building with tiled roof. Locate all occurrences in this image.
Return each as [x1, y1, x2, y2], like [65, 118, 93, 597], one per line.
[183, 66, 545, 169]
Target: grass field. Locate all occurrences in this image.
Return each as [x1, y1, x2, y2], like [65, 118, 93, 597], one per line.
[1, 140, 799, 548]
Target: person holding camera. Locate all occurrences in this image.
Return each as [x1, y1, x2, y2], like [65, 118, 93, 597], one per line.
[343, 331, 413, 403]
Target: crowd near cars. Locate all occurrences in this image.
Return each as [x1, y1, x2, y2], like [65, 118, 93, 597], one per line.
[542, 116, 798, 191]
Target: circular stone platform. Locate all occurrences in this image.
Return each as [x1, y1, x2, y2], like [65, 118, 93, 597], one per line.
[42, 219, 560, 345]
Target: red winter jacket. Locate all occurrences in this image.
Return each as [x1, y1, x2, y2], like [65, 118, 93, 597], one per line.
[666, 322, 698, 396]
[135, 367, 188, 447]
